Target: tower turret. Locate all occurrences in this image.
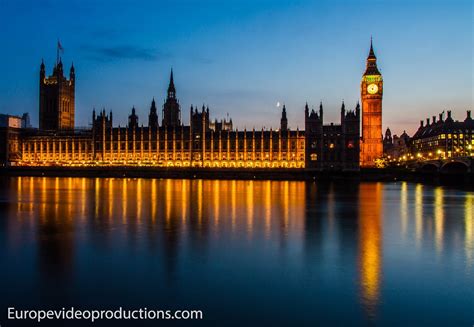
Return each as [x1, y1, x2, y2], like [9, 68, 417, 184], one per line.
[167, 69, 176, 99]
[148, 97, 159, 129]
[162, 68, 181, 127]
[70, 62, 75, 81]
[280, 104, 288, 131]
[128, 106, 139, 129]
[39, 49, 75, 130]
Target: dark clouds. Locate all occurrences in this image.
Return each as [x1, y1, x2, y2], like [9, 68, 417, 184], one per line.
[81, 45, 170, 62]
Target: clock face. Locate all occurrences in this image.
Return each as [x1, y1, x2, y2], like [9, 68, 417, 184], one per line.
[367, 83, 378, 94]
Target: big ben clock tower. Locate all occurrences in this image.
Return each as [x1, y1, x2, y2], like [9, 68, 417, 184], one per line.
[361, 39, 383, 167]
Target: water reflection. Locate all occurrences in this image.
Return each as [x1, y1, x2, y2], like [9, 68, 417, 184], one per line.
[415, 183, 424, 247]
[466, 194, 473, 269]
[358, 183, 383, 318]
[1, 177, 473, 325]
[434, 187, 445, 253]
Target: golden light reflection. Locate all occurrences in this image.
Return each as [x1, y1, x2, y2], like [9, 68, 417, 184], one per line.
[246, 181, 254, 235]
[283, 181, 289, 232]
[181, 179, 188, 223]
[108, 178, 113, 220]
[29, 177, 34, 219]
[434, 187, 444, 253]
[67, 177, 73, 220]
[54, 177, 59, 219]
[465, 194, 473, 268]
[165, 179, 172, 226]
[122, 179, 127, 223]
[40, 177, 47, 223]
[81, 178, 87, 218]
[213, 180, 220, 228]
[151, 179, 157, 222]
[137, 179, 142, 222]
[358, 182, 383, 318]
[415, 184, 423, 248]
[94, 178, 100, 219]
[17, 176, 22, 213]
[197, 179, 203, 227]
[231, 180, 237, 231]
[9, 177, 310, 277]
[400, 182, 408, 239]
[264, 181, 271, 239]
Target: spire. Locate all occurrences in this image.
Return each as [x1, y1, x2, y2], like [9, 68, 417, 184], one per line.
[368, 36, 376, 60]
[364, 37, 380, 76]
[69, 62, 75, 80]
[167, 68, 176, 98]
[40, 59, 45, 70]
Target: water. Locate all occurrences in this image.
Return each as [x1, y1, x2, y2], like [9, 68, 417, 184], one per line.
[0, 177, 472, 326]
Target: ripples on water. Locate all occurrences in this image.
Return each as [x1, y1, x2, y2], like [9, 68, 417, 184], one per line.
[0, 177, 472, 326]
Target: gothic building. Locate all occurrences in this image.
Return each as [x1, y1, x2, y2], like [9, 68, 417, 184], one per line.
[305, 102, 360, 170]
[360, 39, 383, 167]
[39, 58, 75, 130]
[9, 42, 383, 171]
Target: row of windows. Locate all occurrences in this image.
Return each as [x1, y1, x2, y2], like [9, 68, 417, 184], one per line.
[22, 153, 305, 162]
[93, 141, 305, 152]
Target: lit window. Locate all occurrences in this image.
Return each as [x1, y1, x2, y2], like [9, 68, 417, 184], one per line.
[310, 154, 317, 161]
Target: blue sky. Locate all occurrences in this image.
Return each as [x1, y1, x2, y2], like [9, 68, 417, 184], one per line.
[0, 0, 472, 135]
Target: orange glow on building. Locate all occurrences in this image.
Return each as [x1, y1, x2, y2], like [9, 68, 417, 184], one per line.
[361, 40, 383, 167]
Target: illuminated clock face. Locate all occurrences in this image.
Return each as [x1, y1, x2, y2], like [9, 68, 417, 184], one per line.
[367, 83, 378, 94]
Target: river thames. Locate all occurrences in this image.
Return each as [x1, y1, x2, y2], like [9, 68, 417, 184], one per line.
[0, 177, 472, 326]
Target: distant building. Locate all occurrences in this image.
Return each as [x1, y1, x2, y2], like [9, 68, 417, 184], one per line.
[0, 114, 22, 165]
[383, 127, 392, 152]
[0, 114, 22, 128]
[384, 128, 411, 160]
[209, 117, 233, 132]
[411, 110, 473, 159]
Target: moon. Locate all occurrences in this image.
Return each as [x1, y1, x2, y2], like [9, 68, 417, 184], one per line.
[276, 101, 281, 108]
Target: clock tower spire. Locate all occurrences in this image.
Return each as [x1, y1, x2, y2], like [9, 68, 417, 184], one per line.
[360, 38, 383, 167]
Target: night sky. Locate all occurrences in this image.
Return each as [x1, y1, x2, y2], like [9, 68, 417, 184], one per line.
[0, 0, 471, 135]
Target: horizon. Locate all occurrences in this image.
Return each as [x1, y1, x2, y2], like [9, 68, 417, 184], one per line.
[0, 0, 472, 136]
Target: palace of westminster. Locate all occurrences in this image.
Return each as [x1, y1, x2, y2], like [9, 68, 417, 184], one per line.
[0, 42, 385, 170]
